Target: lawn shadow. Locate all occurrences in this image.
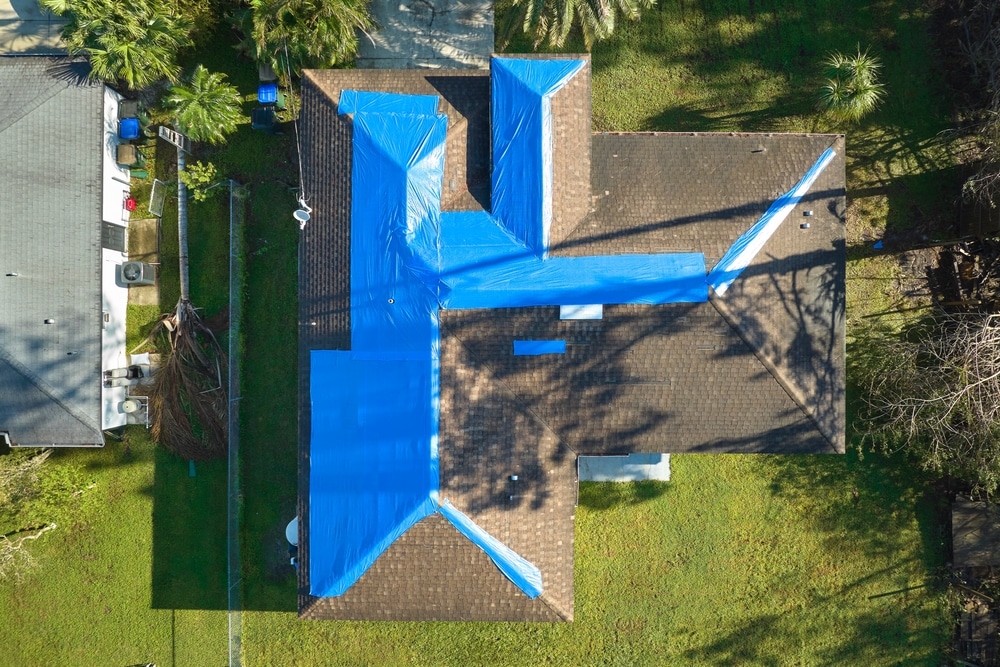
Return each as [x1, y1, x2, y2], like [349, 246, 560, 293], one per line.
[150, 447, 228, 610]
[578, 480, 671, 510]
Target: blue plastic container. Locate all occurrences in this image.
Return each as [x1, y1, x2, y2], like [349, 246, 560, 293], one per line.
[258, 83, 278, 104]
[119, 117, 140, 140]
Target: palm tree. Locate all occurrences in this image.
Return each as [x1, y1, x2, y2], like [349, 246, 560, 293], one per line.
[165, 66, 243, 145]
[236, 0, 375, 76]
[818, 47, 886, 123]
[40, 0, 192, 89]
[496, 0, 654, 50]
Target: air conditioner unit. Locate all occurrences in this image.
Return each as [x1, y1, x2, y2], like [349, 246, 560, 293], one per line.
[121, 261, 155, 286]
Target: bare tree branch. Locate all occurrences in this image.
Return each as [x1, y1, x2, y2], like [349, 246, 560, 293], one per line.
[0, 523, 56, 584]
[861, 312, 1000, 495]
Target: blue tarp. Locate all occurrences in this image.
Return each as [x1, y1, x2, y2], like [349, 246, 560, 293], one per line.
[514, 340, 567, 355]
[309, 352, 439, 596]
[338, 90, 440, 116]
[708, 147, 837, 296]
[348, 109, 446, 359]
[309, 60, 820, 602]
[490, 58, 585, 258]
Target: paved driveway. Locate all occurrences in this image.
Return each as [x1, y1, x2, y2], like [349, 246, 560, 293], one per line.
[0, 0, 65, 54]
[357, 0, 492, 69]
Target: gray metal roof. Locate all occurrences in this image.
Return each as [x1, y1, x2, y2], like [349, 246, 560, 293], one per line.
[0, 57, 104, 446]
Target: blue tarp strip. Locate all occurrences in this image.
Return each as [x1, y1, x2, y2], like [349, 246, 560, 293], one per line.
[709, 147, 837, 296]
[339, 90, 440, 116]
[349, 110, 446, 358]
[491, 58, 585, 257]
[439, 500, 544, 599]
[514, 340, 567, 355]
[415, 211, 709, 307]
[308, 352, 439, 597]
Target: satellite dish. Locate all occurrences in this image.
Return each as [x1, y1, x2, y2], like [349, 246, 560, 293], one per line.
[294, 198, 312, 228]
[285, 517, 299, 546]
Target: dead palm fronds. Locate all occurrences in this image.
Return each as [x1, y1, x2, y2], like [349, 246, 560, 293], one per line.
[145, 302, 228, 460]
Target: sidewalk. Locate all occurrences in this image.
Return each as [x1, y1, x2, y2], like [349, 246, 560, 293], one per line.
[0, 0, 65, 54]
[356, 0, 492, 69]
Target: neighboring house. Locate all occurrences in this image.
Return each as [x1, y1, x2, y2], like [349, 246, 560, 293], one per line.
[0, 57, 135, 448]
[298, 55, 845, 621]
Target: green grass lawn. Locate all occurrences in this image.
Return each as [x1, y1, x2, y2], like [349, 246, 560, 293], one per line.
[0, 430, 228, 667]
[240, 453, 947, 666]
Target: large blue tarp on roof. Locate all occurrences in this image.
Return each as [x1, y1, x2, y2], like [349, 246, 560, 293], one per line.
[309, 351, 439, 596]
[490, 58, 585, 258]
[309, 60, 816, 602]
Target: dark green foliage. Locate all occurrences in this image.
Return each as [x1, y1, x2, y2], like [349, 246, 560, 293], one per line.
[818, 47, 886, 122]
[235, 0, 375, 76]
[40, 0, 192, 89]
[497, 0, 655, 49]
[166, 67, 243, 145]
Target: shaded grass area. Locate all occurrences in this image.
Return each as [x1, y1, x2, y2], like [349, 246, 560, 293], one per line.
[241, 453, 947, 665]
[0, 430, 227, 666]
[239, 179, 300, 611]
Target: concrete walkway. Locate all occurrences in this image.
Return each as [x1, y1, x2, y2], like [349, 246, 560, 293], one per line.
[357, 0, 492, 69]
[128, 218, 160, 307]
[578, 454, 672, 482]
[0, 0, 65, 54]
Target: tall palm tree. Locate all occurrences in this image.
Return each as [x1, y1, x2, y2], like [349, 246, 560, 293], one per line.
[40, 0, 192, 89]
[497, 0, 654, 50]
[165, 66, 243, 145]
[818, 47, 886, 123]
[237, 0, 375, 76]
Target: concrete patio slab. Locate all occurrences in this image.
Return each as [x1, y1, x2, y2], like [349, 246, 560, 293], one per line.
[357, 0, 492, 69]
[578, 454, 672, 482]
[127, 217, 161, 307]
[0, 0, 65, 54]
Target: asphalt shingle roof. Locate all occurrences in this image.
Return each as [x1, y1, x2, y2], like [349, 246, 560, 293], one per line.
[0, 57, 105, 447]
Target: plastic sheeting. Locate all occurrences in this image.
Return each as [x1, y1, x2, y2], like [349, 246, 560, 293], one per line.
[709, 147, 837, 296]
[490, 57, 585, 257]
[514, 340, 567, 355]
[309, 351, 439, 597]
[439, 501, 544, 598]
[347, 107, 446, 359]
[422, 210, 709, 308]
[338, 90, 440, 116]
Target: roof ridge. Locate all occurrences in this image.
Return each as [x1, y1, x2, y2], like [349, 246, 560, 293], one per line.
[709, 295, 840, 453]
[0, 347, 102, 440]
[441, 324, 581, 457]
[0, 74, 68, 138]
